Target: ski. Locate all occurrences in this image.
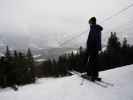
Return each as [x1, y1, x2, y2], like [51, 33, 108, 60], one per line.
[70, 71, 113, 88]
[81, 74, 108, 88]
[92, 81, 108, 88]
[98, 80, 114, 86]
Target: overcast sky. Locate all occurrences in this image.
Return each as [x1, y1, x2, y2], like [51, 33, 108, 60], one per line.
[0, 0, 133, 48]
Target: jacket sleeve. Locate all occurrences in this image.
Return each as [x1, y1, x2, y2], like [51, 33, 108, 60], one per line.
[97, 25, 103, 31]
[97, 25, 103, 51]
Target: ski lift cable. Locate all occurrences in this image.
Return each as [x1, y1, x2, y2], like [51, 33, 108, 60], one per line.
[59, 29, 89, 47]
[100, 3, 133, 23]
[58, 3, 133, 47]
[105, 20, 133, 34]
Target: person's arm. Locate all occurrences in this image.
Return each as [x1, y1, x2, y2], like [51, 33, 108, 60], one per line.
[96, 25, 103, 51]
[97, 25, 103, 31]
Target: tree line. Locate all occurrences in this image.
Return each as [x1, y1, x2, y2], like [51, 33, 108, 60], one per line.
[0, 46, 35, 90]
[37, 32, 133, 76]
[1, 32, 133, 90]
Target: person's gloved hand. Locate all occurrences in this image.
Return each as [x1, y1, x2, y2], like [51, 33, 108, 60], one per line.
[98, 51, 102, 54]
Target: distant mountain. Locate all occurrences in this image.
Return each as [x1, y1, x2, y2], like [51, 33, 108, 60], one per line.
[0, 32, 56, 51]
[0, 32, 80, 59]
[32, 47, 79, 60]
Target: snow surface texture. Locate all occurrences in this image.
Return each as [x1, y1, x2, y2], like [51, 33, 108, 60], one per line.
[0, 65, 133, 100]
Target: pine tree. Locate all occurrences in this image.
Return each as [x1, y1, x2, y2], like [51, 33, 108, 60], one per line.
[122, 38, 129, 49]
[107, 32, 121, 52]
[16, 52, 29, 85]
[0, 57, 6, 87]
[121, 38, 130, 65]
[26, 48, 35, 83]
[13, 50, 20, 85]
[4, 46, 14, 86]
[106, 32, 121, 67]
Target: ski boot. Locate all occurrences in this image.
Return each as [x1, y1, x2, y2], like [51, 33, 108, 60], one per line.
[94, 77, 102, 81]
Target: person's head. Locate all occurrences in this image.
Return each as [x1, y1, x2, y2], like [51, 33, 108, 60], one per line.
[89, 17, 96, 25]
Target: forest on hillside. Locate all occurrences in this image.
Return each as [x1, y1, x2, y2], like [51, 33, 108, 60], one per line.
[0, 32, 133, 89]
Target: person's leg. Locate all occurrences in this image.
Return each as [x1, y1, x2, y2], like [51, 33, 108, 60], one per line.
[83, 48, 89, 65]
[83, 48, 90, 74]
[92, 51, 100, 80]
[89, 51, 100, 80]
[86, 50, 94, 77]
[87, 55, 92, 76]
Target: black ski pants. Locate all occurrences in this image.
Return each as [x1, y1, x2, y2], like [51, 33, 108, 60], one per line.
[84, 49, 99, 78]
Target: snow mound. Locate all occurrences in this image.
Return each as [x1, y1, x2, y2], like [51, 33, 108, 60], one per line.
[0, 65, 133, 100]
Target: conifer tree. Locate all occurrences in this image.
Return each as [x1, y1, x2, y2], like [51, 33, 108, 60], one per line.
[0, 57, 6, 87]
[106, 32, 121, 67]
[5, 46, 14, 86]
[107, 32, 121, 52]
[26, 48, 35, 83]
[5, 46, 11, 59]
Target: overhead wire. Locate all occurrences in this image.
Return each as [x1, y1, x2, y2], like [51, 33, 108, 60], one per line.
[58, 29, 89, 47]
[58, 3, 133, 47]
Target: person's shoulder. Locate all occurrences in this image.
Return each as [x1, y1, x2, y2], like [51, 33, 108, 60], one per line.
[96, 24, 103, 31]
[96, 24, 102, 28]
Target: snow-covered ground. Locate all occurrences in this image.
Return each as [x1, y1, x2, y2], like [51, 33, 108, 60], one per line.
[0, 65, 133, 100]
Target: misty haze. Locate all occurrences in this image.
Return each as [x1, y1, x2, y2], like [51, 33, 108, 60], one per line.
[0, 0, 133, 100]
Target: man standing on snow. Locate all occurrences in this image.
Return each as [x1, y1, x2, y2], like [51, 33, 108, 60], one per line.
[84, 17, 103, 81]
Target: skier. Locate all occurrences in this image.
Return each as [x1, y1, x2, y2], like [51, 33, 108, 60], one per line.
[84, 17, 103, 81]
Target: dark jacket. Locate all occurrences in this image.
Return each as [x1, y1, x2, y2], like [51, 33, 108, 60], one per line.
[87, 24, 103, 52]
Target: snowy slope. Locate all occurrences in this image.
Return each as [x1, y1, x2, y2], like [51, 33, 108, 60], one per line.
[0, 65, 133, 100]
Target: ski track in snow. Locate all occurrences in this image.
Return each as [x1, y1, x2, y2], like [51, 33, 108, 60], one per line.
[0, 65, 133, 100]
